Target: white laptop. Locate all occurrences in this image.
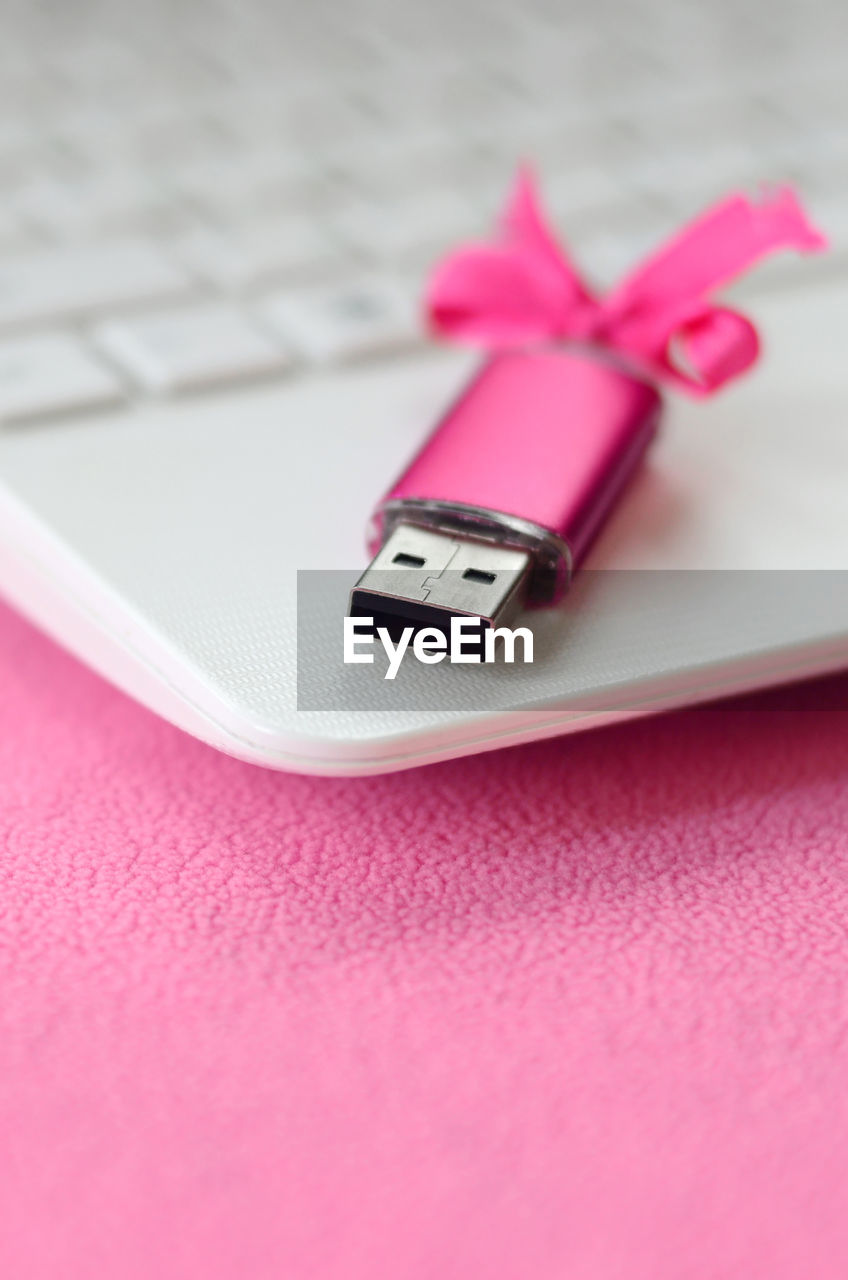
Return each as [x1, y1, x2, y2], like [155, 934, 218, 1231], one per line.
[0, 0, 846, 775]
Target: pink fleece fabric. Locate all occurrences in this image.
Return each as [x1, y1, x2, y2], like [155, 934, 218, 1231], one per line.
[1, 599, 848, 1280]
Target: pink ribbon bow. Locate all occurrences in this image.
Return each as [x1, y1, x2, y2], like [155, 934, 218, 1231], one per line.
[426, 168, 827, 396]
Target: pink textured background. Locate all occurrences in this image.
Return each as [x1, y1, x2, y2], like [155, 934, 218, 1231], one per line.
[2, 599, 848, 1280]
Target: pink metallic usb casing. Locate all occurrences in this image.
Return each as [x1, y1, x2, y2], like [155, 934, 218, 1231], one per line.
[370, 347, 662, 603]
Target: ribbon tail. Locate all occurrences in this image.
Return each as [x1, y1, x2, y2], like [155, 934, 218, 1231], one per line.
[501, 164, 593, 310]
[597, 185, 827, 395]
[607, 186, 828, 316]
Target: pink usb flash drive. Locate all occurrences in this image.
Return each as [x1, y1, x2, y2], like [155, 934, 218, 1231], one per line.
[349, 173, 824, 636]
[350, 347, 661, 634]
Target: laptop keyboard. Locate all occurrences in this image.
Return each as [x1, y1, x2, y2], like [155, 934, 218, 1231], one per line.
[0, 0, 845, 425]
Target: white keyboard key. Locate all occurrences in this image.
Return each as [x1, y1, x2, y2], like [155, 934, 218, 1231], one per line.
[17, 173, 176, 237]
[264, 277, 421, 363]
[0, 333, 124, 424]
[130, 111, 229, 168]
[0, 206, 32, 253]
[336, 190, 478, 267]
[175, 219, 340, 291]
[0, 203, 19, 236]
[0, 241, 192, 332]
[93, 303, 295, 394]
[175, 150, 326, 218]
[539, 167, 636, 223]
[331, 130, 496, 206]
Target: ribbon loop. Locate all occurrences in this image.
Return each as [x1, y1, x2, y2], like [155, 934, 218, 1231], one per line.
[425, 167, 827, 396]
[660, 303, 761, 395]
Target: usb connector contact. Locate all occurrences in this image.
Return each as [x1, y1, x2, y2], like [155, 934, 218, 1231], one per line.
[349, 523, 532, 641]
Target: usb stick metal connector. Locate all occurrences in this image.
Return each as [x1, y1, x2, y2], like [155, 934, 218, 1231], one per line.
[352, 349, 663, 641]
[349, 522, 532, 639]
